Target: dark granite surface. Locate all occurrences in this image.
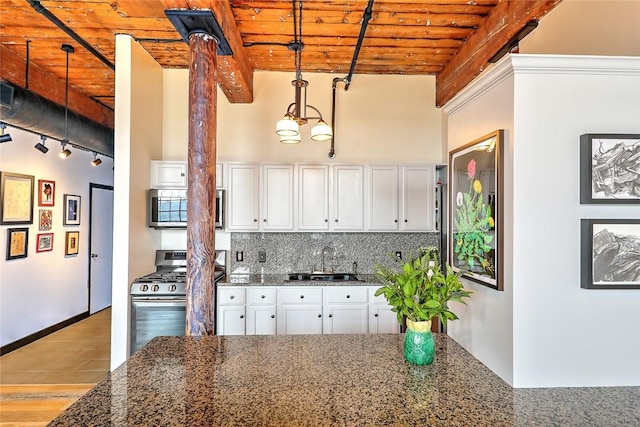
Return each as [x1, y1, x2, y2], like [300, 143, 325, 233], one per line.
[48, 334, 640, 426]
[220, 273, 380, 286]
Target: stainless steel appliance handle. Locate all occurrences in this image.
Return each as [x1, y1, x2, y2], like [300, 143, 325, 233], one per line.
[131, 298, 186, 306]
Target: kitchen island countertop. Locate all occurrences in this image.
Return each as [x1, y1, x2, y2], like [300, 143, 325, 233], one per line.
[48, 334, 639, 426]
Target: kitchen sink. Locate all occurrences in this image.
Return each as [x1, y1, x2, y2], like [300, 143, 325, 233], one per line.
[286, 273, 363, 282]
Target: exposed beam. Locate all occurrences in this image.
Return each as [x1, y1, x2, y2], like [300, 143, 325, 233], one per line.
[161, 0, 254, 103]
[0, 45, 114, 128]
[435, 0, 562, 107]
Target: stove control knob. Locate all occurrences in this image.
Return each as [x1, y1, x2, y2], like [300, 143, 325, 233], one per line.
[169, 285, 177, 292]
[152, 285, 160, 292]
[141, 285, 149, 292]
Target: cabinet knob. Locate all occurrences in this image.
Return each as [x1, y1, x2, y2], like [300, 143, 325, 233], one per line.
[317, 314, 322, 318]
[374, 314, 379, 317]
[271, 315, 275, 319]
[404, 219, 408, 223]
[240, 315, 244, 319]
[346, 295, 350, 299]
[230, 295, 235, 299]
[180, 173, 185, 177]
[253, 219, 258, 222]
[334, 219, 338, 223]
[300, 295, 304, 299]
[263, 219, 267, 222]
[324, 219, 328, 223]
[261, 295, 266, 299]
[394, 219, 398, 223]
[328, 314, 333, 318]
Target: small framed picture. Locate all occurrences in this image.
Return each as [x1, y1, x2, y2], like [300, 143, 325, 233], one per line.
[36, 233, 54, 253]
[581, 219, 640, 289]
[65, 231, 79, 256]
[39, 209, 53, 231]
[6, 228, 29, 260]
[38, 179, 55, 207]
[580, 134, 640, 203]
[63, 194, 81, 226]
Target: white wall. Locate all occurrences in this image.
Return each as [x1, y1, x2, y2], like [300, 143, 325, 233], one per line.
[520, 0, 640, 57]
[163, 70, 443, 164]
[511, 55, 640, 387]
[111, 34, 163, 369]
[443, 60, 516, 385]
[0, 127, 114, 347]
[444, 54, 640, 388]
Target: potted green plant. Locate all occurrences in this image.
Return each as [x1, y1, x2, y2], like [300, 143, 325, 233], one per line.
[374, 246, 472, 365]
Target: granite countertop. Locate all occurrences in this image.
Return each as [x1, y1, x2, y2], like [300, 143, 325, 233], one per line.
[48, 334, 640, 426]
[218, 273, 380, 286]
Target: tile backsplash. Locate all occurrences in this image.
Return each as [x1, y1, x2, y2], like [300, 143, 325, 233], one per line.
[230, 232, 440, 274]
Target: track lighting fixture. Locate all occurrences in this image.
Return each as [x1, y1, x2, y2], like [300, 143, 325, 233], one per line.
[34, 135, 49, 153]
[0, 123, 12, 143]
[59, 141, 71, 159]
[91, 152, 102, 167]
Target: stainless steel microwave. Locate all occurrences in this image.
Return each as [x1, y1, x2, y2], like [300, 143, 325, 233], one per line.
[148, 188, 224, 229]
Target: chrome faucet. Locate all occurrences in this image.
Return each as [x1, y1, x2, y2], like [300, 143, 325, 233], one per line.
[321, 246, 335, 273]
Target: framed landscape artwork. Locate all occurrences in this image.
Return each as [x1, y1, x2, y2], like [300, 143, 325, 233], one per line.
[36, 233, 54, 253]
[65, 231, 79, 256]
[6, 227, 29, 260]
[63, 194, 81, 226]
[581, 219, 640, 289]
[38, 179, 55, 207]
[449, 130, 504, 291]
[0, 171, 35, 225]
[580, 133, 640, 204]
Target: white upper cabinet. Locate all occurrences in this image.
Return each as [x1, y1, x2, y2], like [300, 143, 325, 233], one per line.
[298, 165, 330, 230]
[332, 165, 364, 231]
[401, 165, 435, 231]
[368, 166, 400, 231]
[227, 163, 260, 231]
[150, 160, 188, 188]
[150, 160, 223, 188]
[261, 164, 295, 230]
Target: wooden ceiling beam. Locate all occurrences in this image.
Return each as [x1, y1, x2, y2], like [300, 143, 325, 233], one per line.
[161, 0, 253, 103]
[435, 0, 562, 107]
[0, 44, 114, 128]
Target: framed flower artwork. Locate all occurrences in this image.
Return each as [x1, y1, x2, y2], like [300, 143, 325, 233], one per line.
[449, 130, 504, 291]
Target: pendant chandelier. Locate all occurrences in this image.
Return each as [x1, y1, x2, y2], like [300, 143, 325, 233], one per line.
[275, 1, 332, 144]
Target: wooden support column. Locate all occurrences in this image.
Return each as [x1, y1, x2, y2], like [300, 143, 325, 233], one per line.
[186, 32, 218, 336]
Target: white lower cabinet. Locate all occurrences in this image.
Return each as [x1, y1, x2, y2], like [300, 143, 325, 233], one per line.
[216, 285, 399, 336]
[323, 287, 368, 334]
[246, 287, 277, 335]
[276, 287, 323, 335]
[368, 286, 400, 334]
[216, 287, 246, 335]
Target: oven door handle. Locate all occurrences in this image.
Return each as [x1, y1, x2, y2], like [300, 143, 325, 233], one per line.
[131, 298, 186, 306]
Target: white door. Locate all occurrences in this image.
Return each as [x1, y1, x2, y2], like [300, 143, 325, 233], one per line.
[89, 184, 114, 314]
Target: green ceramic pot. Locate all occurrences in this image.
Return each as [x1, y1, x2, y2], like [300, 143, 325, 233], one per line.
[404, 319, 435, 365]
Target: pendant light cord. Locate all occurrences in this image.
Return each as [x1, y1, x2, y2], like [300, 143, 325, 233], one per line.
[293, 0, 303, 81]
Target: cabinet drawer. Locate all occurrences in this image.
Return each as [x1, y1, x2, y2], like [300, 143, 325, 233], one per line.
[277, 287, 322, 304]
[324, 287, 368, 303]
[247, 287, 277, 304]
[218, 287, 246, 305]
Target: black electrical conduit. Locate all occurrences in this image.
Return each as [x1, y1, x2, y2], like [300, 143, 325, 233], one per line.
[328, 0, 374, 158]
[26, 0, 115, 71]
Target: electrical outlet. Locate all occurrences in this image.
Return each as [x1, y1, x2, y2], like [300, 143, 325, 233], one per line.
[395, 251, 402, 259]
[235, 251, 243, 262]
[258, 250, 266, 263]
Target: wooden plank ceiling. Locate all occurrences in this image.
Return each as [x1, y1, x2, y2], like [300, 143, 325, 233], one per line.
[0, 0, 562, 129]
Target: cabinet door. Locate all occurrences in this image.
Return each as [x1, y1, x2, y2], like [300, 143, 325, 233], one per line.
[216, 163, 223, 189]
[401, 166, 435, 231]
[333, 165, 364, 230]
[368, 166, 399, 231]
[298, 165, 329, 230]
[369, 305, 400, 334]
[150, 161, 188, 188]
[247, 305, 277, 335]
[277, 305, 323, 334]
[262, 164, 294, 230]
[216, 305, 246, 335]
[323, 304, 369, 334]
[227, 164, 260, 231]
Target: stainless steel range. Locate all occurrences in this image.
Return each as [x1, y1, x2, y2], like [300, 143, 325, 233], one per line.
[129, 250, 226, 355]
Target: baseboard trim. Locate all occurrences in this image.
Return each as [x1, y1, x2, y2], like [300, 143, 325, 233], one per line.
[0, 312, 89, 355]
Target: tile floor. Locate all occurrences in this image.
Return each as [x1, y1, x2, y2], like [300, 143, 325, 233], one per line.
[0, 308, 111, 385]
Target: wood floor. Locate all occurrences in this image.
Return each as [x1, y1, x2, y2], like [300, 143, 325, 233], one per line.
[0, 308, 111, 426]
